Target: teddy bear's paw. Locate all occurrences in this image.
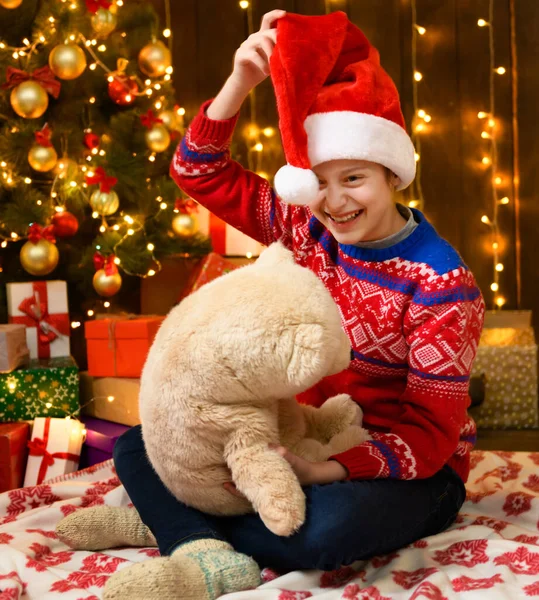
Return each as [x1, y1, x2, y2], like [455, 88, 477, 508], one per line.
[325, 425, 371, 455]
[292, 437, 328, 462]
[256, 487, 306, 536]
[320, 394, 363, 440]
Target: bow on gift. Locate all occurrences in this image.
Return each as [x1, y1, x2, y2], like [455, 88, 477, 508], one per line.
[174, 198, 199, 214]
[27, 223, 56, 244]
[85, 0, 112, 14]
[35, 124, 53, 147]
[93, 251, 118, 275]
[2, 66, 61, 99]
[140, 109, 163, 129]
[85, 166, 117, 193]
[27, 418, 80, 485]
[13, 282, 70, 359]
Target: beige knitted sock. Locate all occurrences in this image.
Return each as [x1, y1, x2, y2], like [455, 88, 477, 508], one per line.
[56, 506, 156, 550]
[104, 538, 261, 600]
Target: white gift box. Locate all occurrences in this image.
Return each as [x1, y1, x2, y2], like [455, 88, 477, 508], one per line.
[7, 280, 70, 359]
[23, 417, 85, 487]
[197, 206, 264, 257]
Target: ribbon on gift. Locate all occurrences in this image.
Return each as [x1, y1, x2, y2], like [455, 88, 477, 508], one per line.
[85, 0, 112, 13]
[85, 166, 117, 193]
[10, 282, 69, 359]
[1, 66, 61, 99]
[35, 124, 53, 148]
[27, 418, 80, 485]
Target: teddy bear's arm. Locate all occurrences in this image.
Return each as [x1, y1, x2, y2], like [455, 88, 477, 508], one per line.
[224, 422, 306, 537]
[296, 394, 364, 444]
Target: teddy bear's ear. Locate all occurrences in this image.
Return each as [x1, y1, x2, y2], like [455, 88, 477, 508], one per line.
[255, 242, 295, 268]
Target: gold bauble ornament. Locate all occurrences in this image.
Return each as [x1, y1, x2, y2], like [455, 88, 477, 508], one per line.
[145, 124, 171, 153]
[28, 144, 58, 172]
[158, 110, 180, 131]
[53, 157, 78, 181]
[49, 43, 87, 80]
[172, 213, 198, 237]
[90, 189, 119, 216]
[20, 239, 59, 276]
[10, 81, 48, 119]
[0, 0, 23, 8]
[138, 40, 172, 78]
[91, 8, 117, 37]
[93, 268, 122, 297]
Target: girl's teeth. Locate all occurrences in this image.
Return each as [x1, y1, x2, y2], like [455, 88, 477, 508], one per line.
[331, 210, 361, 223]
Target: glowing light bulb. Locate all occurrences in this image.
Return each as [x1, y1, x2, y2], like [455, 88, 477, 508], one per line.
[414, 71, 423, 82]
[491, 282, 499, 292]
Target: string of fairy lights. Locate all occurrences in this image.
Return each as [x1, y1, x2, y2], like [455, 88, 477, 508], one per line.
[477, 0, 510, 310]
[0, 0, 183, 293]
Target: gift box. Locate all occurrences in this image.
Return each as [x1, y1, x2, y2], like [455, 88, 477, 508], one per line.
[0, 422, 30, 492]
[470, 311, 538, 429]
[0, 324, 29, 373]
[0, 356, 79, 422]
[79, 416, 130, 469]
[179, 252, 241, 301]
[23, 417, 85, 486]
[197, 206, 264, 257]
[7, 281, 70, 359]
[85, 316, 164, 378]
[79, 372, 141, 426]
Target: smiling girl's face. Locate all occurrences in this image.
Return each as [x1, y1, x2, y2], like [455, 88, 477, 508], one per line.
[311, 159, 405, 246]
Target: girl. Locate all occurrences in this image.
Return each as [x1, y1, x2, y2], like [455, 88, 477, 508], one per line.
[61, 11, 484, 600]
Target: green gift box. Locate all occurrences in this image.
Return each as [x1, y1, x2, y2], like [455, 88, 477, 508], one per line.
[0, 357, 79, 422]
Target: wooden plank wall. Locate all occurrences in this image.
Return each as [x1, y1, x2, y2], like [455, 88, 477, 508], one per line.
[151, 0, 538, 331]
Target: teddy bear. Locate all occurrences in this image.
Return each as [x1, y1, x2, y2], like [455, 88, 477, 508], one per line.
[56, 242, 369, 551]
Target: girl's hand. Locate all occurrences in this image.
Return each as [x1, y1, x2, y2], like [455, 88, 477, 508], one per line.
[230, 9, 286, 92]
[223, 444, 348, 498]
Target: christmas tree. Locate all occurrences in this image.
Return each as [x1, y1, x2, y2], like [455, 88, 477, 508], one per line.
[0, 0, 210, 318]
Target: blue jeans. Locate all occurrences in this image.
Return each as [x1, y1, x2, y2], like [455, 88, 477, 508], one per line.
[113, 425, 466, 572]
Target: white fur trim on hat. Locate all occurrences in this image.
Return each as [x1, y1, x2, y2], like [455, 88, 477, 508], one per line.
[274, 164, 320, 206]
[304, 111, 416, 190]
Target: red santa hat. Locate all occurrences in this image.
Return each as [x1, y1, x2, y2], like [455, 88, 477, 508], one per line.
[270, 11, 416, 205]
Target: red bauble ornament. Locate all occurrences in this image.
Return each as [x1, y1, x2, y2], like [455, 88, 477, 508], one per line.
[84, 131, 100, 150]
[108, 75, 138, 106]
[51, 211, 79, 238]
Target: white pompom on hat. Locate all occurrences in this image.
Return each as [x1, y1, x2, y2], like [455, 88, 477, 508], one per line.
[270, 11, 416, 205]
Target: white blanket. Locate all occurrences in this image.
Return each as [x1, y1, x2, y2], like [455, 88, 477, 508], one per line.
[0, 450, 538, 599]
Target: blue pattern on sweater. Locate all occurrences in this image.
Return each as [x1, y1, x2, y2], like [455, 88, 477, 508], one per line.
[369, 440, 401, 478]
[308, 209, 482, 306]
[180, 138, 227, 163]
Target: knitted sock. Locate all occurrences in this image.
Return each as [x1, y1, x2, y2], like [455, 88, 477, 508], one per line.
[104, 538, 261, 600]
[56, 506, 156, 551]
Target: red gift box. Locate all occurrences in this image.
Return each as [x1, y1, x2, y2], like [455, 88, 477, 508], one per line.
[85, 316, 164, 378]
[0, 422, 30, 492]
[179, 253, 240, 301]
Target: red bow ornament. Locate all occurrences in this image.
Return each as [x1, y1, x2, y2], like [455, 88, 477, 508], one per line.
[2, 66, 61, 99]
[27, 419, 80, 485]
[85, 0, 112, 14]
[84, 131, 100, 150]
[93, 251, 118, 276]
[27, 223, 56, 244]
[85, 166, 117, 193]
[35, 124, 53, 147]
[140, 109, 163, 129]
[175, 198, 199, 214]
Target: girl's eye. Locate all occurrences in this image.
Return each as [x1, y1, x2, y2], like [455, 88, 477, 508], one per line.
[347, 175, 364, 182]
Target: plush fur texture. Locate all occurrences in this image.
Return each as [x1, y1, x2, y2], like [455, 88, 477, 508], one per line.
[139, 242, 369, 537]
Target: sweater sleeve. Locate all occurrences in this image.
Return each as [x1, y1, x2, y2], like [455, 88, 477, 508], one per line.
[170, 99, 293, 248]
[330, 268, 485, 480]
